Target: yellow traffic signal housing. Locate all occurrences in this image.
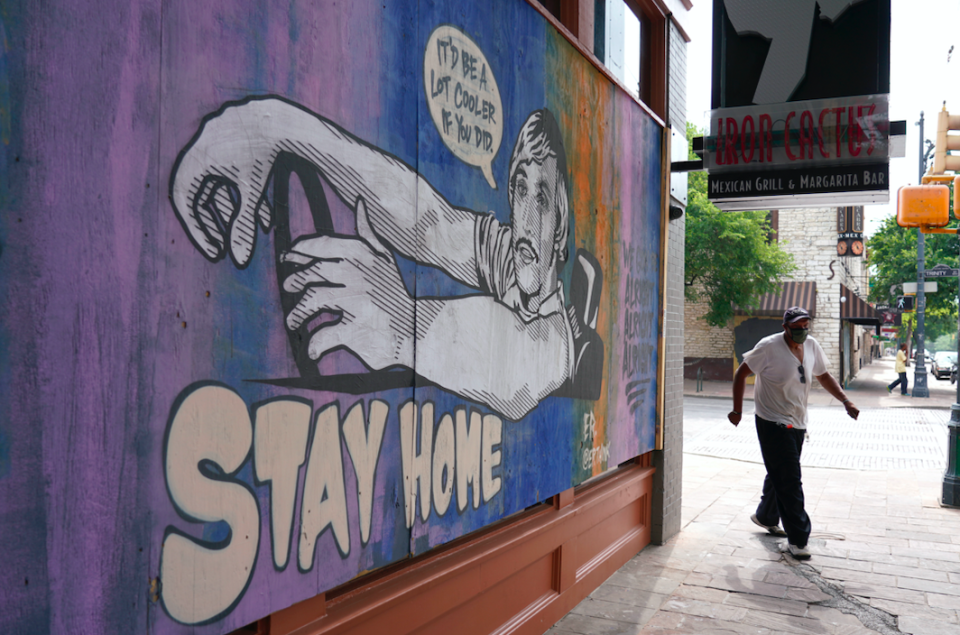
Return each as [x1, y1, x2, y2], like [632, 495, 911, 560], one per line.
[955, 176, 960, 218]
[897, 184, 950, 227]
[934, 108, 960, 174]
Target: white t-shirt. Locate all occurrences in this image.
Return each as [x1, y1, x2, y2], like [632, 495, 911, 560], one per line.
[743, 332, 829, 430]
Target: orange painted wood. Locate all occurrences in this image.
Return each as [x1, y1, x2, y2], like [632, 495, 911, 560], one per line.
[268, 461, 655, 635]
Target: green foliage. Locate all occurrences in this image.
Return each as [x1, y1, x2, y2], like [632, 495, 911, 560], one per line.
[933, 331, 957, 353]
[867, 214, 960, 343]
[684, 123, 796, 327]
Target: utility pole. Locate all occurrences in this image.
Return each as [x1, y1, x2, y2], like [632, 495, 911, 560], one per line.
[914, 111, 930, 398]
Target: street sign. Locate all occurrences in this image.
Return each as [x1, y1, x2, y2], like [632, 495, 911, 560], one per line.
[903, 281, 938, 293]
[924, 264, 960, 278]
[875, 303, 897, 312]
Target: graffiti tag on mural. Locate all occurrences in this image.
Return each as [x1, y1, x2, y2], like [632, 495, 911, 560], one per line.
[424, 25, 503, 188]
[621, 244, 656, 412]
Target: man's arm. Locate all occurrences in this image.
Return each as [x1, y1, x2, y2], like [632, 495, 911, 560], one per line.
[414, 297, 571, 421]
[728, 361, 752, 426]
[171, 97, 483, 286]
[814, 372, 859, 420]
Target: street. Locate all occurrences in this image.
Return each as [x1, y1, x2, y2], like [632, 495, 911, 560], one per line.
[683, 396, 950, 471]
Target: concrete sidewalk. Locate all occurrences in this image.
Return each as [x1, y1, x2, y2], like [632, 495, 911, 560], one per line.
[685, 357, 960, 411]
[550, 459, 960, 635]
[545, 359, 960, 635]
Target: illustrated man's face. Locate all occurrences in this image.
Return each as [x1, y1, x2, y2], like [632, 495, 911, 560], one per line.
[510, 156, 559, 300]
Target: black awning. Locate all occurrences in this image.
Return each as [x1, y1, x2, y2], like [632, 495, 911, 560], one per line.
[841, 284, 883, 325]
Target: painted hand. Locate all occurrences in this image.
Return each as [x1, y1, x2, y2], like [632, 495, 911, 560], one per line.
[170, 99, 284, 266]
[281, 200, 414, 371]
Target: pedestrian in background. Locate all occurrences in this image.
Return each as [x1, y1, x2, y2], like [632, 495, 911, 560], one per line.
[728, 307, 859, 560]
[887, 343, 909, 395]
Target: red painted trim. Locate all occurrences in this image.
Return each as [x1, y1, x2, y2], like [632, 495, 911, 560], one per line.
[553, 487, 574, 510]
[266, 462, 655, 635]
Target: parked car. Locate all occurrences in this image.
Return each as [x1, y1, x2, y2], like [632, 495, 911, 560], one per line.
[932, 351, 958, 380]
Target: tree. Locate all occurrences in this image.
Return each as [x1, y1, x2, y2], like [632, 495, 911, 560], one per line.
[867, 213, 959, 344]
[684, 123, 795, 327]
[933, 331, 957, 353]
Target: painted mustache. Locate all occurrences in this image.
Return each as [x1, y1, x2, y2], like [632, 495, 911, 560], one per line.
[515, 237, 539, 266]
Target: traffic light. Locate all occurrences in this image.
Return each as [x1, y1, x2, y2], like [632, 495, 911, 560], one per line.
[896, 295, 915, 312]
[933, 107, 960, 174]
[897, 184, 950, 227]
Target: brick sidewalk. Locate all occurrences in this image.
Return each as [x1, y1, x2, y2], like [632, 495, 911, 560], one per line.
[548, 454, 960, 635]
[545, 360, 960, 635]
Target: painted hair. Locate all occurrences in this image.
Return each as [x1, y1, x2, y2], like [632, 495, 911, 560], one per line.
[508, 109, 570, 264]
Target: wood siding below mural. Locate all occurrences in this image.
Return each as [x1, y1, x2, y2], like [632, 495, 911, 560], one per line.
[266, 462, 654, 635]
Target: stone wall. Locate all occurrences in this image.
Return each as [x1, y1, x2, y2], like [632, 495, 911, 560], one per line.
[683, 289, 735, 359]
[683, 206, 875, 382]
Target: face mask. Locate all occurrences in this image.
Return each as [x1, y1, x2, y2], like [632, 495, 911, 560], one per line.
[789, 327, 808, 344]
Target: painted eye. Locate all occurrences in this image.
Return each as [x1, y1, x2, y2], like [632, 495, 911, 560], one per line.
[536, 190, 547, 207]
[515, 180, 527, 199]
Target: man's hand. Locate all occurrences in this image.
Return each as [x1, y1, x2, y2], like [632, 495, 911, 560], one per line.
[843, 401, 859, 420]
[170, 99, 286, 266]
[727, 411, 742, 427]
[282, 200, 414, 370]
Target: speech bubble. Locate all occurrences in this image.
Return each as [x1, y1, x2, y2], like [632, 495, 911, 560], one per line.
[423, 25, 503, 189]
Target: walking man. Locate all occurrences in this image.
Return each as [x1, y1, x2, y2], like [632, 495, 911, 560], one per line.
[728, 307, 859, 559]
[887, 343, 909, 395]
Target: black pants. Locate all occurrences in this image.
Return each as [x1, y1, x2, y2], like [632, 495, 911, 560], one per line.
[888, 372, 908, 394]
[755, 416, 811, 548]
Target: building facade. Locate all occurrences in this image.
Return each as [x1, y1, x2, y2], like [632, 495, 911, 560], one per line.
[685, 207, 880, 384]
[0, 1, 692, 634]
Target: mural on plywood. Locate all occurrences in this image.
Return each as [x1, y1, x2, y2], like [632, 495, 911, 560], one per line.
[0, 1, 671, 632]
[153, 16, 660, 633]
[169, 96, 604, 421]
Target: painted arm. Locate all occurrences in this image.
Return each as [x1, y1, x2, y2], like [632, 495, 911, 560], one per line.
[728, 361, 752, 426]
[283, 201, 570, 421]
[170, 96, 482, 287]
[413, 297, 570, 421]
[814, 372, 859, 420]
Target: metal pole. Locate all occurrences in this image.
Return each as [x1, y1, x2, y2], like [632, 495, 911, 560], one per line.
[942, 104, 960, 504]
[914, 112, 930, 397]
[944, 235, 960, 506]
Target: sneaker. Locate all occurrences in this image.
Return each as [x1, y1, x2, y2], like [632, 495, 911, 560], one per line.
[886, 386, 892, 393]
[751, 513, 787, 536]
[785, 543, 811, 559]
